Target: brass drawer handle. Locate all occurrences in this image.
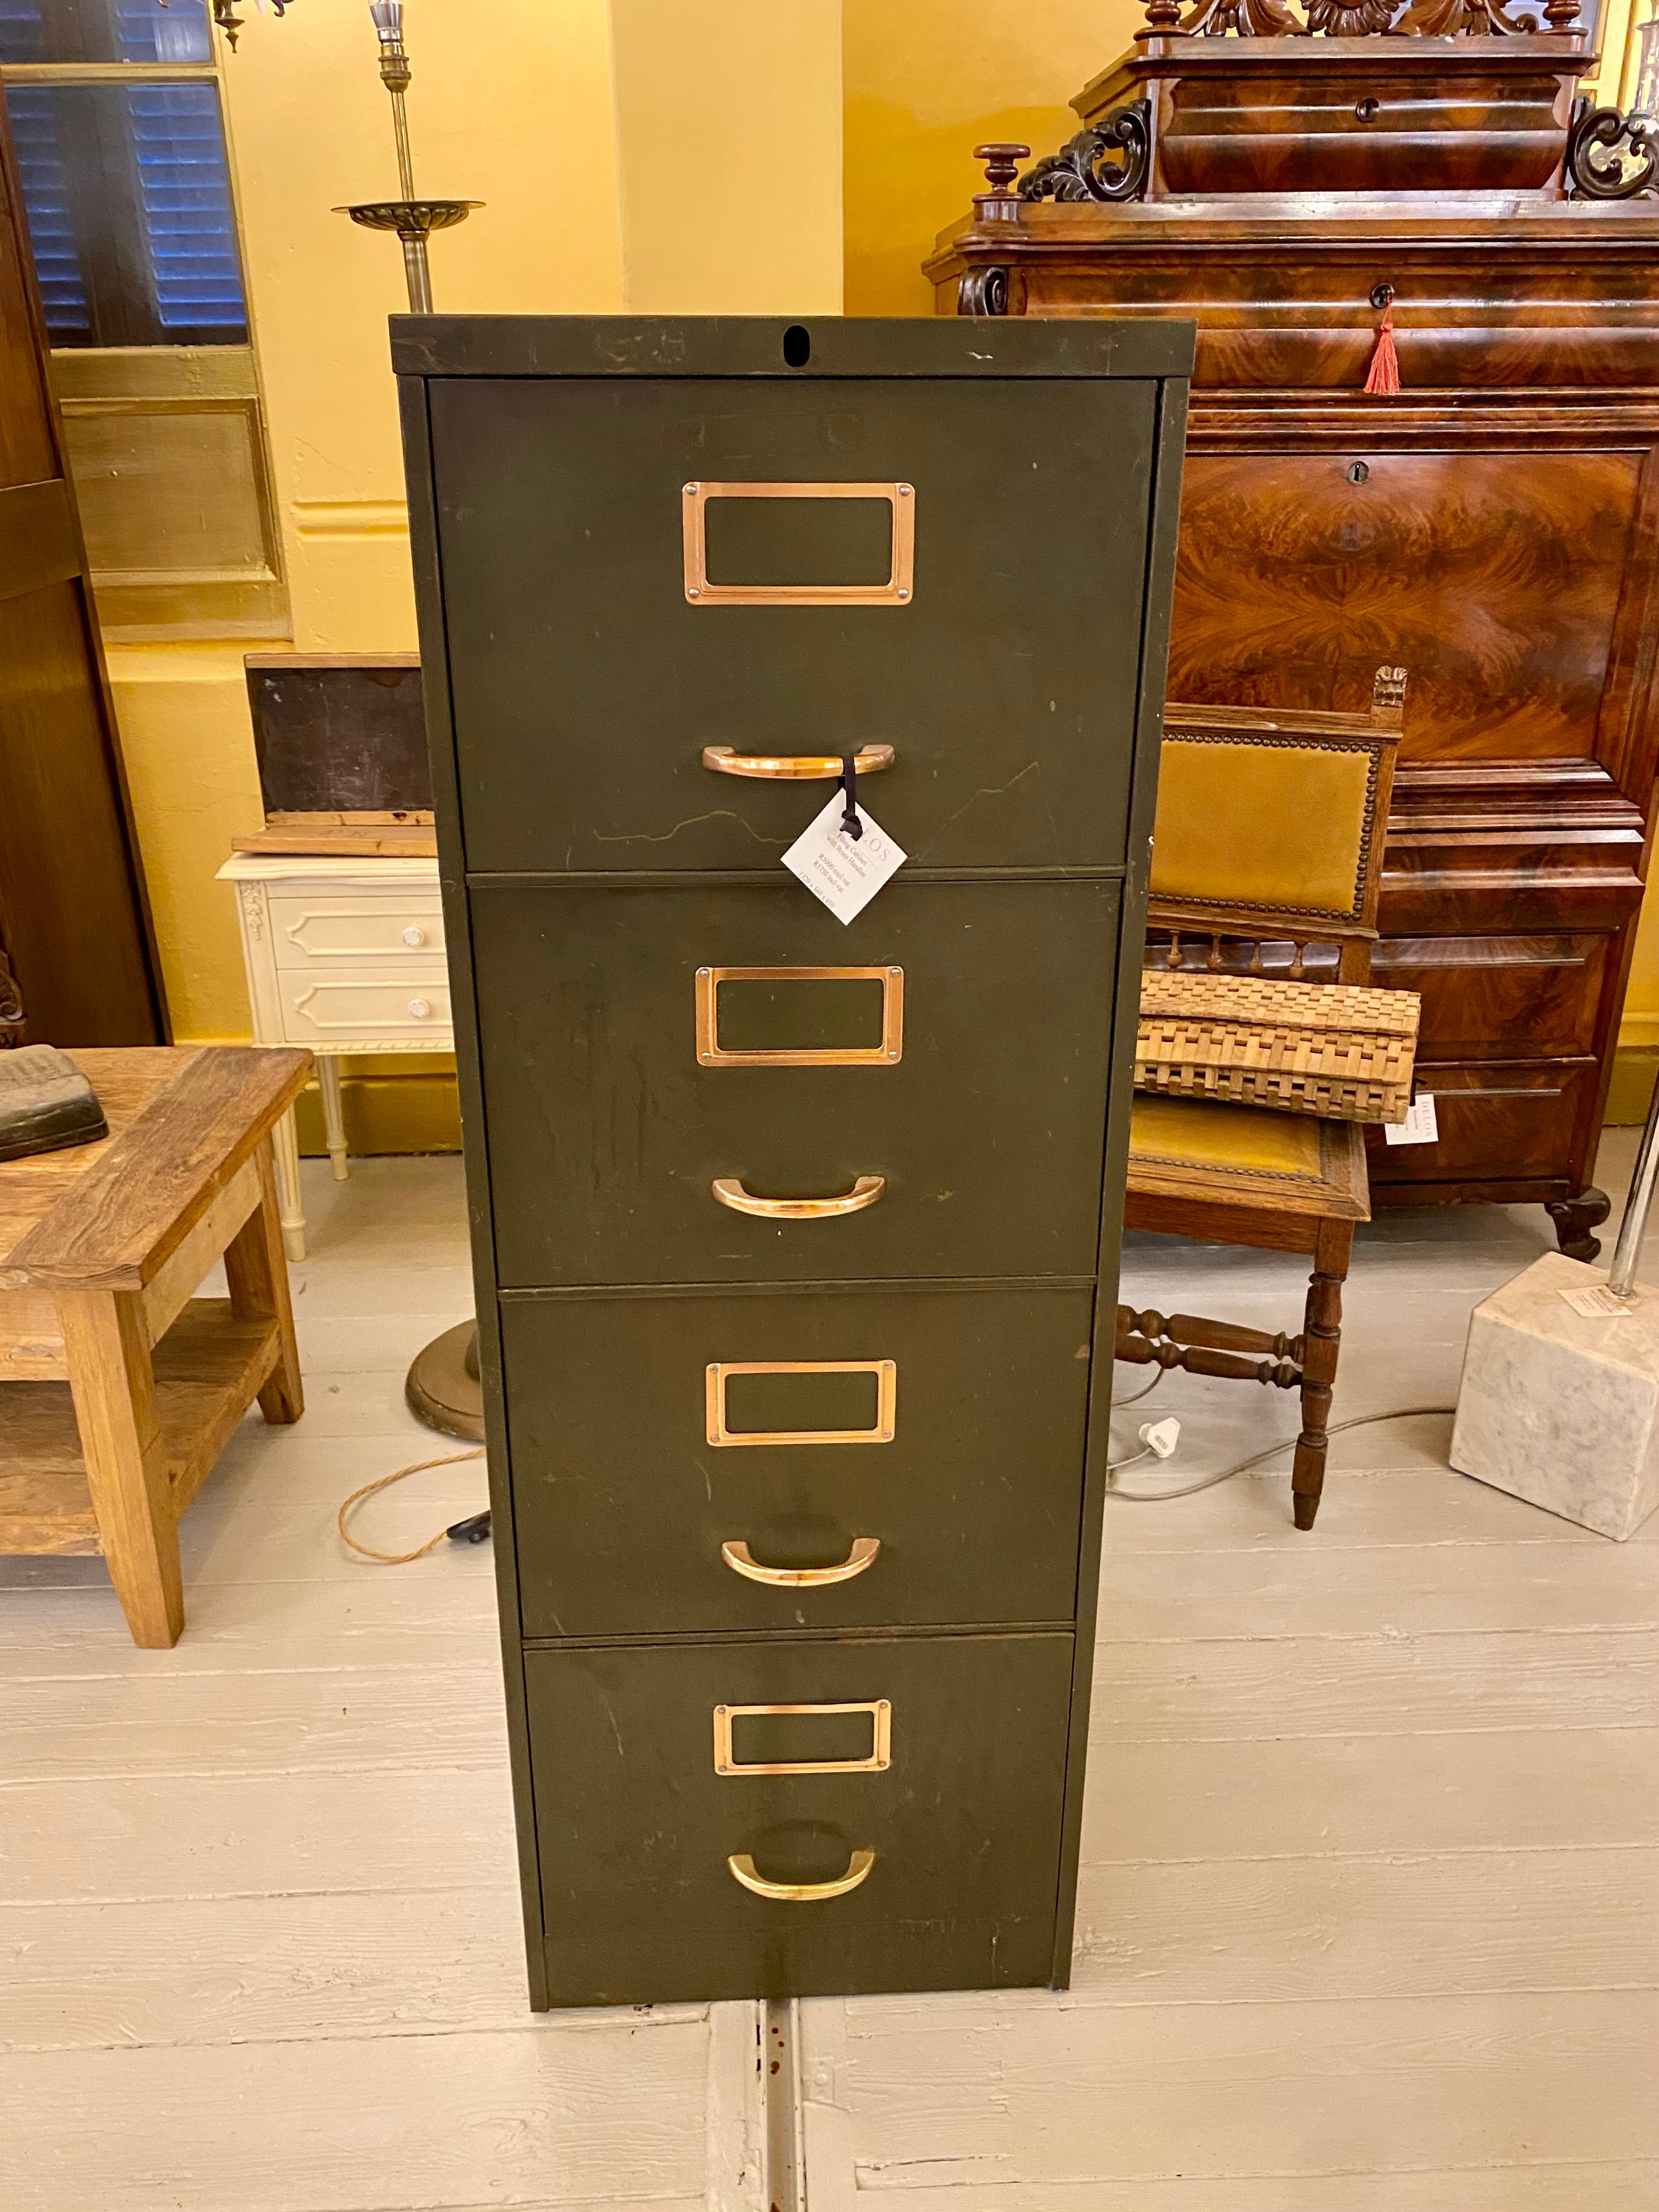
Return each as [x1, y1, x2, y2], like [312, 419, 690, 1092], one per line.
[702, 744, 895, 780]
[727, 1847, 875, 1901]
[711, 1175, 885, 1219]
[721, 1537, 881, 1586]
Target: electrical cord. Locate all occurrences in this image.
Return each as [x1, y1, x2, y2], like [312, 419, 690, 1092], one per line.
[1106, 1405, 1457, 1500]
[337, 1448, 487, 1562]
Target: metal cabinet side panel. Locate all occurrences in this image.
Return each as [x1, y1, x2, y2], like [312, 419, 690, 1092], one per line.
[1052, 373, 1193, 1986]
[397, 371, 551, 2009]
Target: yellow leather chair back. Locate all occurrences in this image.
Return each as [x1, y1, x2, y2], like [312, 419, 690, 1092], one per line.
[1150, 728, 1379, 924]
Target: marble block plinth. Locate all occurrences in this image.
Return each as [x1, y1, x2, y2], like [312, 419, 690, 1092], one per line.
[1451, 1251, 1659, 1541]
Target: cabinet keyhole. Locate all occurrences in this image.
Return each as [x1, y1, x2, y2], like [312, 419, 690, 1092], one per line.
[1355, 97, 1381, 121]
[1348, 461, 1370, 485]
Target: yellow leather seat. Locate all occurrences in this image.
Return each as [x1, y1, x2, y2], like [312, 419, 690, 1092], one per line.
[1129, 1094, 1368, 1219]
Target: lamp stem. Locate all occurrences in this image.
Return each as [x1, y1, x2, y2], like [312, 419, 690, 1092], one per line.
[369, 0, 431, 312]
[399, 226, 433, 315]
[389, 84, 418, 201]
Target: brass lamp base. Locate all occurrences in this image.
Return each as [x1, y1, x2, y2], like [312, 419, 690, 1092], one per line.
[334, 199, 482, 316]
[405, 1318, 484, 1441]
[337, 197, 482, 237]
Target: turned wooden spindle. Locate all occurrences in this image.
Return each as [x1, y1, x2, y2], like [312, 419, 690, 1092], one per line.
[1140, 0, 1186, 33]
[973, 141, 1031, 219]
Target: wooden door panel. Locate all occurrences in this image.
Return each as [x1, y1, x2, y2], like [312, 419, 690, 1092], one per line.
[0, 581, 161, 1043]
[0, 89, 163, 1044]
[1169, 450, 1641, 761]
[0, 155, 55, 491]
[1371, 933, 1610, 1061]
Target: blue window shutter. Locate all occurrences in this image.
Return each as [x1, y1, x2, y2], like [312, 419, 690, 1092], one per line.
[3, 87, 91, 341]
[129, 84, 246, 335]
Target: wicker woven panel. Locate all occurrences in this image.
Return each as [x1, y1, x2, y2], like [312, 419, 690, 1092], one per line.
[1135, 971, 1420, 1125]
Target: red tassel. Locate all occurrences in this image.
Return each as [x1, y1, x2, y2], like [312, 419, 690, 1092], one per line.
[1364, 305, 1401, 398]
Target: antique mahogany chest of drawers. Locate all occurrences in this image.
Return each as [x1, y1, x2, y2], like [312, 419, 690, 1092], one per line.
[393, 315, 1192, 2006]
[929, 13, 1659, 1263]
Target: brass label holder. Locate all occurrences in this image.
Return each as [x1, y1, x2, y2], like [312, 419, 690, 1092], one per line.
[714, 1699, 893, 1776]
[706, 1359, 897, 1448]
[682, 481, 915, 607]
[695, 965, 904, 1069]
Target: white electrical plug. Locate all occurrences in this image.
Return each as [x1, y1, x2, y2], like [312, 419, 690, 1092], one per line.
[1139, 1417, 1181, 1460]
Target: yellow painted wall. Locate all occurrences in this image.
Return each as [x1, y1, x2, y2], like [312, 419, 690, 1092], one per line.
[101, 0, 842, 1148]
[223, 0, 627, 657]
[611, 0, 843, 313]
[106, 0, 628, 1077]
[842, 0, 1141, 316]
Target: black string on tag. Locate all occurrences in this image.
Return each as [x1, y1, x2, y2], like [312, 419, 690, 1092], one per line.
[839, 751, 863, 841]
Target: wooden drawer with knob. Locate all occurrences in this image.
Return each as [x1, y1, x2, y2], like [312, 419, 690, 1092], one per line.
[277, 969, 452, 1048]
[523, 1629, 1074, 2006]
[268, 893, 446, 968]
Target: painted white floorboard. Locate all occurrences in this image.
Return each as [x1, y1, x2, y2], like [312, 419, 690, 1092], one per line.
[5, 2026, 715, 2212]
[0, 1157, 754, 2212]
[0, 1766, 516, 1903]
[7, 1151, 1659, 2208]
[800, 1152, 1659, 2209]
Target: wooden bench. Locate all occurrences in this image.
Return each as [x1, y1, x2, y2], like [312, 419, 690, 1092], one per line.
[0, 1045, 311, 1646]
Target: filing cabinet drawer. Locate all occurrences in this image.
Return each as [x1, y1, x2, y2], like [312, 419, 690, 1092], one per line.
[474, 877, 1120, 1288]
[429, 374, 1156, 873]
[278, 967, 452, 1047]
[524, 1630, 1073, 2004]
[269, 893, 445, 969]
[504, 1283, 1094, 1638]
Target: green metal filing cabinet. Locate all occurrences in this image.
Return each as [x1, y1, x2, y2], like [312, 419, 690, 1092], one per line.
[394, 315, 1192, 2008]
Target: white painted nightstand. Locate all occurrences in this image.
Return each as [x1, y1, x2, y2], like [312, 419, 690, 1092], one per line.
[217, 853, 451, 1259]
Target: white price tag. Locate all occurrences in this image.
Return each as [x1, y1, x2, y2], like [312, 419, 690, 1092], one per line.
[1383, 1092, 1439, 1147]
[1559, 1284, 1636, 1319]
[782, 795, 907, 926]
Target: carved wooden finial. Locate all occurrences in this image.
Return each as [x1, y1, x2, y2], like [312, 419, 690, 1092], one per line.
[974, 142, 1030, 195]
[1142, 0, 1185, 32]
[1370, 666, 1408, 728]
[1543, 0, 1582, 27]
[972, 141, 1030, 221]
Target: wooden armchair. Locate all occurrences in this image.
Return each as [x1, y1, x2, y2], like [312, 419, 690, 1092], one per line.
[1116, 669, 1406, 1530]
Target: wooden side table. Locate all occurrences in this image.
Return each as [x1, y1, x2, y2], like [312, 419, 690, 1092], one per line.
[218, 854, 451, 1259]
[0, 1045, 311, 1647]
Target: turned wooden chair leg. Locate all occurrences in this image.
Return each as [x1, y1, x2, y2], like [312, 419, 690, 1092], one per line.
[1292, 1219, 1353, 1531]
[59, 1288, 184, 1649]
[224, 1137, 304, 1426]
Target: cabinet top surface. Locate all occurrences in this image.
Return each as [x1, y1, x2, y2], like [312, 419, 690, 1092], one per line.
[217, 854, 441, 889]
[389, 313, 1196, 383]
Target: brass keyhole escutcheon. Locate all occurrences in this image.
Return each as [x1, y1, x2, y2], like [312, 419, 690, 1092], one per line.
[1348, 461, 1370, 485]
[1355, 96, 1381, 122]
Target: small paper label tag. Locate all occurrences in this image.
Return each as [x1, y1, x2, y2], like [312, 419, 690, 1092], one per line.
[1383, 1092, 1439, 1146]
[1559, 1284, 1636, 1319]
[782, 795, 908, 926]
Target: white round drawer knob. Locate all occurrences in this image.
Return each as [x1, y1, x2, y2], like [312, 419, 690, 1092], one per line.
[402, 926, 427, 948]
[407, 997, 433, 1019]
